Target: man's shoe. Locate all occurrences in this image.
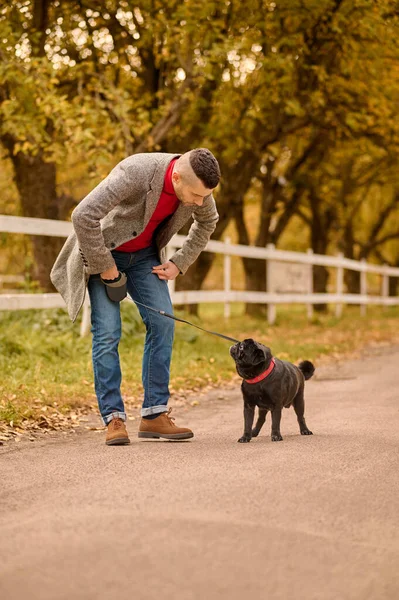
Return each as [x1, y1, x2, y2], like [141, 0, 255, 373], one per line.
[105, 417, 130, 446]
[138, 408, 194, 440]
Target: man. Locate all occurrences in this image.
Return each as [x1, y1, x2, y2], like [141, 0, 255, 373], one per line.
[50, 149, 220, 446]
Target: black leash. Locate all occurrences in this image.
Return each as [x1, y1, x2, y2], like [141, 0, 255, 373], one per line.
[132, 298, 241, 344]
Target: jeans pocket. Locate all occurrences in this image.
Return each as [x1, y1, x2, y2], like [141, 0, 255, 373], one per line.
[111, 250, 131, 271]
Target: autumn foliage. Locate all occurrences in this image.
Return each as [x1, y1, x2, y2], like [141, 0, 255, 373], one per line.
[0, 1, 398, 303]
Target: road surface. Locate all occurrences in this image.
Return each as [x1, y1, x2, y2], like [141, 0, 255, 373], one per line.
[1, 345, 398, 600]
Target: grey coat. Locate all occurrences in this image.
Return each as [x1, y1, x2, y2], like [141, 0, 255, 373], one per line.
[50, 152, 219, 322]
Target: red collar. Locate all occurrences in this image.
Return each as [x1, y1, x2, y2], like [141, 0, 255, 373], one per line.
[244, 358, 276, 384]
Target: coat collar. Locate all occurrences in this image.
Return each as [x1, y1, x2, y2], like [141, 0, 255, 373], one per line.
[144, 154, 181, 225]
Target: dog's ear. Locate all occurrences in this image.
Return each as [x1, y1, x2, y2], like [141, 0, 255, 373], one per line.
[257, 342, 272, 362]
[245, 340, 266, 364]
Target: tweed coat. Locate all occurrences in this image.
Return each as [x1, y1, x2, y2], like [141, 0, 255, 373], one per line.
[50, 152, 219, 322]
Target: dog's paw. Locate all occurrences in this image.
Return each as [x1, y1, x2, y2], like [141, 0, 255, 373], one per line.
[301, 429, 313, 435]
[271, 433, 283, 442]
[251, 429, 260, 437]
[238, 436, 251, 443]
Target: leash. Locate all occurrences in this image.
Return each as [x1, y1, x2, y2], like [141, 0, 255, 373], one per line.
[131, 298, 241, 344]
[101, 273, 240, 343]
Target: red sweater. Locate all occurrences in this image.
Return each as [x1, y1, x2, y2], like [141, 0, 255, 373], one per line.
[115, 158, 179, 252]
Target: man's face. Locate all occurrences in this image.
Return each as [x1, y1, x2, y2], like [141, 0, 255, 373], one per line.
[172, 172, 214, 207]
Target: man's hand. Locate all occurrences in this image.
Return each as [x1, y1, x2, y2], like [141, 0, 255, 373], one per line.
[152, 261, 180, 281]
[101, 265, 119, 280]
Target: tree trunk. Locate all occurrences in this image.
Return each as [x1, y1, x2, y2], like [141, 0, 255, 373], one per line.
[342, 223, 361, 293]
[174, 205, 232, 315]
[175, 155, 256, 314]
[9, 147, 66, 291]
[388, 258, 399, 297]
[243, 258, 267, 317]
[311, 229, 329, 312]
[345, 269, 360, 294]
[238, 137, 322, 317]
[234, 203, 268, 317]
[313, 264, 329, 311]
[389, 276, 398, 297]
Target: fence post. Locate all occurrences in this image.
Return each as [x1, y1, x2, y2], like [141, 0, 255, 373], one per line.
[266, 243, 276, 325]
[80, 294, 91, 337]
[360, 258, 367, 316]
[335, 252, 344, 318]
[382, 264, 389, 309]
[224, 236, 231, 319]
[166, 244, 176, 297]
[306, 248, 314, 321]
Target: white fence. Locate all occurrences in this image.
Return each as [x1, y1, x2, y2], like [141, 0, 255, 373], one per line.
[0, 215, 398, 336]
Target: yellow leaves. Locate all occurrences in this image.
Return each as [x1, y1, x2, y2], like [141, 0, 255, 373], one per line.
[284, 99, 304, 118]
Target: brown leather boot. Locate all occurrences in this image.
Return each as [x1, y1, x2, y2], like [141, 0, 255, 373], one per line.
[138, 408, 194, 440]
[105, 417, 130, 446]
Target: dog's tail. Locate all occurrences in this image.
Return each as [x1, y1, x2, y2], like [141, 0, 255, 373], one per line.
[298, 360, 315, 380]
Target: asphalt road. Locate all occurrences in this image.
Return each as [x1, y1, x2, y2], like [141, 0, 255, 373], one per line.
[1, 346, 399, 600]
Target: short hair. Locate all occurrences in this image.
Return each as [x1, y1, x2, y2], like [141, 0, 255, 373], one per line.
[189, 148, 221, 189]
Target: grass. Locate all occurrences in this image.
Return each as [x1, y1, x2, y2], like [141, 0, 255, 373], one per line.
[0, 302, 398, 427]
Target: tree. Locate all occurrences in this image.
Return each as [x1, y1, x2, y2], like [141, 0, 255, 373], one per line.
[1, 0, 398, 305]
[176, 0, 399, 313]
[0, 0, 226, 288]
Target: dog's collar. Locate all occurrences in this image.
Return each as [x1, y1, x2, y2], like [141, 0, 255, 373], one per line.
[244, 358, 276, 384]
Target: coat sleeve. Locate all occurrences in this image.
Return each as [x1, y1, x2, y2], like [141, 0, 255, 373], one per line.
[71, 162, 135, 274]
[169, 194, 219, 275]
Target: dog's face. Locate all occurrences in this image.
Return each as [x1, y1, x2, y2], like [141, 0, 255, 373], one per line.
[230, 338, 273, 379]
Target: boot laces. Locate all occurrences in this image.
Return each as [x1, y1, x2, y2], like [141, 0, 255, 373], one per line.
[166, 408, 176, 426]
[112, 418, 123, 430]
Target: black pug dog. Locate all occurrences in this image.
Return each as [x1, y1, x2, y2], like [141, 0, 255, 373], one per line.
[230, 338, 315, 443]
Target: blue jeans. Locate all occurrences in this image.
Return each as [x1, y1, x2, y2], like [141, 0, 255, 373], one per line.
[87, 245, 175, 425]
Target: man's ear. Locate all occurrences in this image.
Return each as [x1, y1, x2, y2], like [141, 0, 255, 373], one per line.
[172, 171, 181, 184]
